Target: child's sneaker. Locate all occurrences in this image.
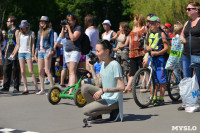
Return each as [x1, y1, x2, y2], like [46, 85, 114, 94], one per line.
[154, 100, 165, 106]
[44, 81, 50, 85]
[151, 99, 157, 105]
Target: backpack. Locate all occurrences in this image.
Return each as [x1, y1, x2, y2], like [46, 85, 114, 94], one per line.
[81, 33, 92, 55]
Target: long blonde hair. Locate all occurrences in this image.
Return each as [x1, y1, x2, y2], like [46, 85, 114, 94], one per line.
[39, 22, 49, 37]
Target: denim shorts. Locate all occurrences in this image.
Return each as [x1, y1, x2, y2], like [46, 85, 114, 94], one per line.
[18, 53, 32, 60]
[38, 52, 49, 59]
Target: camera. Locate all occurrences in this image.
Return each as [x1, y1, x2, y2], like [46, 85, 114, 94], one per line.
[138, 35, 145, 48]
[60, 19, 68, 26]
[89, 52, 99, 65]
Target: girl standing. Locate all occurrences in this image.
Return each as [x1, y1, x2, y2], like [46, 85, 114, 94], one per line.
[35, 16, 54, 95]
[10, 20, 38, 94]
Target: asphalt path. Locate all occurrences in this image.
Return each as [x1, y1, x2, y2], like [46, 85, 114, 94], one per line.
[0, 79, 199, 133]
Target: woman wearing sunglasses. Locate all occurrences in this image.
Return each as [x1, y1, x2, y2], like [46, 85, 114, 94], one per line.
[179, 2, 200, 110]
[81, 40, 125, 122]
[61, 14, 83, 94]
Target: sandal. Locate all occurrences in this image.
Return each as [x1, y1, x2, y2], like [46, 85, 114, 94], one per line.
[22, 90, 29, 94]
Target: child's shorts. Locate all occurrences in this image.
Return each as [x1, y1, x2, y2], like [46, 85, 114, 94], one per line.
[148, 56, 167, 84]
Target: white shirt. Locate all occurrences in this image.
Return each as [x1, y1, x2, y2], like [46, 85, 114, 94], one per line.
[102, 30, 113, 41]
[19, 34, 30, 53]
[85, 29, 99, 51]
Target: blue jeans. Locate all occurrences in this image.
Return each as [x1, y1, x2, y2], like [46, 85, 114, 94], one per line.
[182, 54, 200, 86]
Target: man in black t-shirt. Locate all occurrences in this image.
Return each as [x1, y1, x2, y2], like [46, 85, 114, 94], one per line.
[0, 16, 20, 93]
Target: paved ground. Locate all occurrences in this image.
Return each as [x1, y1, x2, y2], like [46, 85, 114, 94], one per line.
[0, 78, 199, 133]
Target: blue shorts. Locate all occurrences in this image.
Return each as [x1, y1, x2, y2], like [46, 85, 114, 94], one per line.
[18, 53, 32, 60]
[148, 56, 167, 84]
[38, 52, 49, 59]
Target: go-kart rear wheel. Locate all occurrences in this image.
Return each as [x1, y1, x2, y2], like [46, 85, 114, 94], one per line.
[74, 88, 87, 107]
[48, 86, 61, 105]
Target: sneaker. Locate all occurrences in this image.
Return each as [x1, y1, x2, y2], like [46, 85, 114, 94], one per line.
[13, 88, 19, 93]
[151, 99, 157, 105]
[154, 100, 165, 106]
[177, 106, 185, 111]
[0, 88, 9, 92]
[109, 109, 119, 121]
[87, 115, 102, 121]
[44, 81, 50, 85]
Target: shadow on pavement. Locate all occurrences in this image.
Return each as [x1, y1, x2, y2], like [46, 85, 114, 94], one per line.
[123, 114, 158, 122]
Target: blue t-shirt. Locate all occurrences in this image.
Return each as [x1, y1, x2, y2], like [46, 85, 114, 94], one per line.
[93, 61, 102, 74]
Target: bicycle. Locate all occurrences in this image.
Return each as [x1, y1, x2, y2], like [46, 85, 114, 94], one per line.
[47, 68, 91, 107]
[132, 37, 182, 108]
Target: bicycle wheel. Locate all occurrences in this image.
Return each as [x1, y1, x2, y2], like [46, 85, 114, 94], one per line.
[167, 70, 182, 101]
[132, 68, 155, 108]
[48, 86, 61, 105]
[74, 88, 87, 107]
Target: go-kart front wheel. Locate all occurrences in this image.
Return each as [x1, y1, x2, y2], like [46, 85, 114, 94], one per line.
[48, 86, 61, 105]
[74, 88, 87, 107]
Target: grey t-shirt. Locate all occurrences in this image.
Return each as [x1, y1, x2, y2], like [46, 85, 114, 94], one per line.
[65, 25, 83, 52]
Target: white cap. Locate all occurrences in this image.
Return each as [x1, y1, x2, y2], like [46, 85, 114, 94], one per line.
[102, 20, 111, 26]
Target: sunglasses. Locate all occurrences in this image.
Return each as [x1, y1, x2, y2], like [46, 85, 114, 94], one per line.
[186, 8, 196, 11]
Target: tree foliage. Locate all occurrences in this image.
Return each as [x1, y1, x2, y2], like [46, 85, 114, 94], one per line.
[128, 0, 200, 25]
[1, 0, 200, 35]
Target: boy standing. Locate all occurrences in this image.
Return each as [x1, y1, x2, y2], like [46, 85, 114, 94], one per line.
[145, 16, 169, 106]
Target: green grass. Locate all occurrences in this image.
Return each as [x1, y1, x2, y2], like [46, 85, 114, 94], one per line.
[25, 64, 39, 77]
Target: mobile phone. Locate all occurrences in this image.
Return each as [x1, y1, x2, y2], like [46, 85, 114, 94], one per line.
[8, 57, 15, 60]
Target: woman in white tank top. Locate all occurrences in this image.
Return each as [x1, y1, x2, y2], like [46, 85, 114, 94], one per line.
[101, 20, 116, 41]
[10, 20, 38, 94]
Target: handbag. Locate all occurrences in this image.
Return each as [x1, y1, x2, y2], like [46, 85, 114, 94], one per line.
[189, 21, 200, 68]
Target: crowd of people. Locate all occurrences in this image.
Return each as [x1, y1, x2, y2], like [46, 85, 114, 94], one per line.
[0, 1, 200, 122]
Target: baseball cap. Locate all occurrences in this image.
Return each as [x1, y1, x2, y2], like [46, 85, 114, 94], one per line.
[165, 23, 172, 29]
[149, 16, 160, 23]
[102, 20, 111, 26]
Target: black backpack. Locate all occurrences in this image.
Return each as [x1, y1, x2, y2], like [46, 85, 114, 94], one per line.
[81, 33, 92, 55]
